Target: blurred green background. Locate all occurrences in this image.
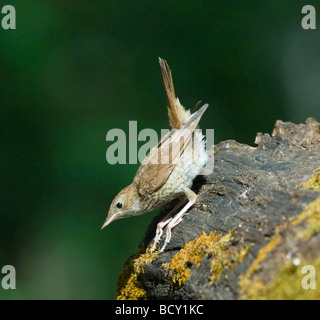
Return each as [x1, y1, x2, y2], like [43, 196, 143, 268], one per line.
[0, 0, 319, 299]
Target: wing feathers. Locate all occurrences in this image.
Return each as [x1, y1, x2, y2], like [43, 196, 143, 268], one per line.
[133, 104, 208, 195]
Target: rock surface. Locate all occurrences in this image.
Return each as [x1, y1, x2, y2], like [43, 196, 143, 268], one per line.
[116, 118, 320, 300]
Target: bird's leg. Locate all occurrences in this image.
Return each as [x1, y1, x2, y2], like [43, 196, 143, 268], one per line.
[150, 198, 187, 253]
[160, 188, 197, 253]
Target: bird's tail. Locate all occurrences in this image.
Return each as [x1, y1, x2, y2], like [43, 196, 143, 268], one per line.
[159, 57, 193, 128]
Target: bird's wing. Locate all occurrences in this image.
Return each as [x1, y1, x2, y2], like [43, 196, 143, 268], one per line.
[133, 127, 191, 195]
[133, 104, 208, 196]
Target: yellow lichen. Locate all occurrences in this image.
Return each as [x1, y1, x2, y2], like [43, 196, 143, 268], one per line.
[240, 196, 320, 299]
[274, 221, 288, 234]
[246, 236, 281, 278]
[239, 235, 281, 298]
[238, 172, 320, 299]
[116, 246, 159, 300]
[291, 197, 320, 241]
[164, 230, 251, 287]
[296, 169, 320, 191]
[292, 171, 320, 240]
[210, 244, 251, 283]
[164, 231, 220, 286]
[240, 276, 265, 299]
[116, 271, 146, 300]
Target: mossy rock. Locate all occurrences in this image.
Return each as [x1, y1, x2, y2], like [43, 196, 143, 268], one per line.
[116, 118, 320, 300]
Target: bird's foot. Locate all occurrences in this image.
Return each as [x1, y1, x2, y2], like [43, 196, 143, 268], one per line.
[159, 189, 197, 252]
[151, 217, 172, 253]
[150, 198, 188, 253]
[160, 218, 183, 252]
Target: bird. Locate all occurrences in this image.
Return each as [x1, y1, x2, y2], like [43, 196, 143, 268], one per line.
[101, 58, 208, 253]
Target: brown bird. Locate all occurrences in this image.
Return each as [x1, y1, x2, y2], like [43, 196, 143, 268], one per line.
[101, 58, 208, 252]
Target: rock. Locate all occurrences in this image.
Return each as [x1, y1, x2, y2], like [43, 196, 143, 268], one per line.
[116, 118, 320, 300]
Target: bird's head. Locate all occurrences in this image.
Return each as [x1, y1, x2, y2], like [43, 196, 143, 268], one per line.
[101, 184, 145, 229]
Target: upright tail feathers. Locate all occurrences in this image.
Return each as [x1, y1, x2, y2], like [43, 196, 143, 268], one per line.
[159, 58, 192, 129]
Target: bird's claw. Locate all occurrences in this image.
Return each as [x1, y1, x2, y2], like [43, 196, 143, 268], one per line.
[151, 229, 162, 253]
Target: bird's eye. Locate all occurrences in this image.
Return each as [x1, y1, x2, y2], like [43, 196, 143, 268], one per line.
[116, 202, 122, 209]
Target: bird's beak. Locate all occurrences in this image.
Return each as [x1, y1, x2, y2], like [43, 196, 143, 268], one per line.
[101, 214, 118, 230]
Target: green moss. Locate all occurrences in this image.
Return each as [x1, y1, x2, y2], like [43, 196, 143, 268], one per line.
[243, 257, 320, 300]
[116, 245, 159, 300]
[164, 230, 251, 287]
